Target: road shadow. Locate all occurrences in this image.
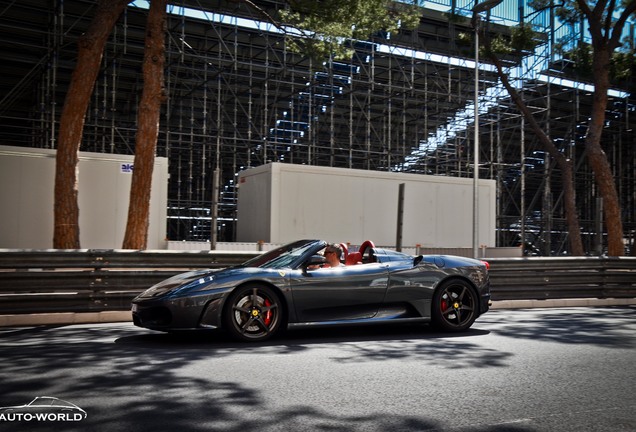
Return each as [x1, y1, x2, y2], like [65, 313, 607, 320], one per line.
[14, 308, 635, 432]
[113, 322, 508, 370]
[0, 321, 518, 432]
[116, 321, 490, 347]
[484, 306, 636, 349]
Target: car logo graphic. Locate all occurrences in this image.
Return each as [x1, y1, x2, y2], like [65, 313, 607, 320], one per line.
[0, 396, 87, 422]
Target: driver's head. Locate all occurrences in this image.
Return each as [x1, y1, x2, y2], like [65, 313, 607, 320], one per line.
[324, 243, 343, 261]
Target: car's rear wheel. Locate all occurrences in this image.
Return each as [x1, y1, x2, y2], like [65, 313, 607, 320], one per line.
[224, 284, 283, 342]
[431, 279, 478, 332]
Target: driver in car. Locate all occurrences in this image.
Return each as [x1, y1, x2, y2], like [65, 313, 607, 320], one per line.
[323, 243, 345, 268]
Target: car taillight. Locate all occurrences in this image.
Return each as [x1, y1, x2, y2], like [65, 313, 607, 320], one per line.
[480, 260, 490, 270]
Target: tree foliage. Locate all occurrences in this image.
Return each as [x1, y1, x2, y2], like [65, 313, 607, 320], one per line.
[278, 0, 420, 59]
[490, 24, 543, 55]
[548, 0, 635, 83]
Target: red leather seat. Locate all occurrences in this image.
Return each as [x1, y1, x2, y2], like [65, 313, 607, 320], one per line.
[339, 243, 349, 262]
[345, 252, 362, 265]
[345, 241, 375, 265]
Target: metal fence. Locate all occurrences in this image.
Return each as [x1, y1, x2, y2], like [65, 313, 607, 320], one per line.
[0, 250, 634, 314]
[487, 256, 636, 300]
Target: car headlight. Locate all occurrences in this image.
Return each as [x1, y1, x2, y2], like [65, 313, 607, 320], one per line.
[140, 281, 186, 298]
[138, 272, 215, 298]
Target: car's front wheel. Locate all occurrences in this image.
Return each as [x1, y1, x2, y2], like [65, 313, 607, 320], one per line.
[224, 284, 283, 342]
[431, 279, 478, 332]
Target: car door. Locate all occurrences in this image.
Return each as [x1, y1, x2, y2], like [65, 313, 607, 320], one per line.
[289, 263, 389, 322]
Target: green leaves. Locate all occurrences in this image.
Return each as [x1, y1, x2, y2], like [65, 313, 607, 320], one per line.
[278, 0, 421, 60]
[482, 24, 543, 56]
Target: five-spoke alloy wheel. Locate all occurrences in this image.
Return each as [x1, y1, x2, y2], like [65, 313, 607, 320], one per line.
[431, 279, 479, 332]
[224, 284, 283, 342]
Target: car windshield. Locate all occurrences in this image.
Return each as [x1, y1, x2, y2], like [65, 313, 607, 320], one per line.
[241, 240, 321, 269]
[29, 398, 54, 407]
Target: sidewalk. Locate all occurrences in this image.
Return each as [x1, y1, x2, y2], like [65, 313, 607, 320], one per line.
[0, 298, 634, 327]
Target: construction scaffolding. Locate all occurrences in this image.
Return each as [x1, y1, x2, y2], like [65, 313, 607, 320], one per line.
[0, 0, 634, 254]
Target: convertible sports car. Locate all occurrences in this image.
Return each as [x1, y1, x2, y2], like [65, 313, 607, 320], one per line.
[132, 239, 491, 342]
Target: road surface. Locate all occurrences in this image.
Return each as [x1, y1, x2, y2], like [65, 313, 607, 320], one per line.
[0, 306, 634, 431]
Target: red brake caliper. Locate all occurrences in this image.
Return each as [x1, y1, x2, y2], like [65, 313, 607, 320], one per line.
[441, 299, 448, 313]
[263, 299, 272, 326]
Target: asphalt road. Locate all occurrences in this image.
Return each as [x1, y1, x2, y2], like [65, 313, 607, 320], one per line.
[0, 306, 635, 432]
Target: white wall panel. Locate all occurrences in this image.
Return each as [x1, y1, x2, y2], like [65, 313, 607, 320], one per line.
[236, 165, 272, 242]
[237, 163, 496, 248]
[0, 145, 168, 249]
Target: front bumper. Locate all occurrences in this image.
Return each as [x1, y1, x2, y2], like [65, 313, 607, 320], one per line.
[132, 292, 224, 331]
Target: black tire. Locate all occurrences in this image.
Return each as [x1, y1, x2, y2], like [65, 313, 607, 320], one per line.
[223, 284, 283, 342]
[431, 279, 479, 332]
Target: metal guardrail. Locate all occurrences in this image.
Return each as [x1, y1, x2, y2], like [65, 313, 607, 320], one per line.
[487, 256, 636, 300]
[0, 250, 634, 314]
[0, 249, 255, 314]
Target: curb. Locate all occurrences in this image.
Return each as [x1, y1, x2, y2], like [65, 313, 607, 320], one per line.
[0, 311, 132, 327]
[0, 298, 634, 327]
[490, 298, 636, 309]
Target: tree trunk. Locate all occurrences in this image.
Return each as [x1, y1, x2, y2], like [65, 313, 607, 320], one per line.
[573, 0, 634, 256]
[122, 0, 167, 249]
[487, 54, 585, 256]
[585, 45, 624, 256]
[53, 0, 130, 249]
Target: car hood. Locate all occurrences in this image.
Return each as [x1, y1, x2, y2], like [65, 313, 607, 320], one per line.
[134, 268, 226, 300]
[133, 265, 287, 300]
